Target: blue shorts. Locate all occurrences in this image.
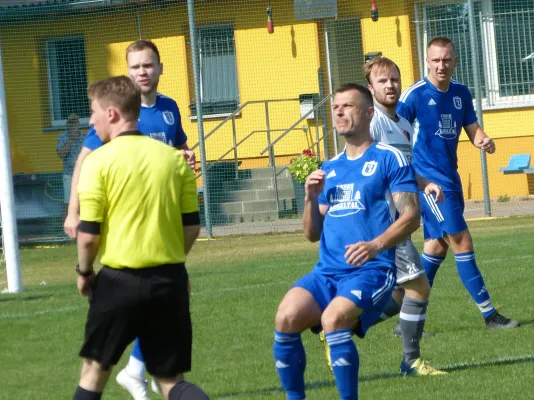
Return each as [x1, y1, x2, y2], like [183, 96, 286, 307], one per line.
[293, 266, 395, 337]
[419, 191, 468, 240]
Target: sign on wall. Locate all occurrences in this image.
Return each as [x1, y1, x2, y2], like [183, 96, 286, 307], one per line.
[294, 0, 338, 20]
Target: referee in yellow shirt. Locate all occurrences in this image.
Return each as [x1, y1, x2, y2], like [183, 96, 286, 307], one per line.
[73, 76, 208, 400]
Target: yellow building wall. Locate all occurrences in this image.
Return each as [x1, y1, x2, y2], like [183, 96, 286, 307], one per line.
[3, 1, 322, 174]
[458, 135, 534, 199]
[3, 0, 532, 201]
[1, 12, 139, 174]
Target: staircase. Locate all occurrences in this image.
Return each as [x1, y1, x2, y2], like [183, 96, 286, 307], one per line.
[201, 163, 298, 224]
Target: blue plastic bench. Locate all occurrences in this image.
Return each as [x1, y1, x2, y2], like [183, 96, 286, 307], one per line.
[499, 154, 531, 174]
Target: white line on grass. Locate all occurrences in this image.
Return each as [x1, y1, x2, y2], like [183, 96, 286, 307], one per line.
[0, 305, 81, 319]
[0, 281, 291, 320]
[438, 353, 534, 371]
[1, 252, 529, 320]
[484, 254, 533, 263]
[192, 281, 289, 295]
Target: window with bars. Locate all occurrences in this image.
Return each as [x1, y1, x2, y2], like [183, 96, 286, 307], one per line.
[418, 0, 534, 108]
[45, 36, 90, 125]
[190, 25, 239, 116]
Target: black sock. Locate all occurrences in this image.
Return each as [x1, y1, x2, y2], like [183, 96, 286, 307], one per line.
[72, 386, 102, 400]
[169, 381, 209, 400]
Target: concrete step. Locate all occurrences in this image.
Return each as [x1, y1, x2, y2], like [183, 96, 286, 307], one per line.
[218, 198, 295, 214]
[238, 167, 291, 180]
[211, 187, 295, 203]
[225, 210, 280, 224]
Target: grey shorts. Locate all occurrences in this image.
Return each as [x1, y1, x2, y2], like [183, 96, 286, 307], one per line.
[395, 239, 425, 285]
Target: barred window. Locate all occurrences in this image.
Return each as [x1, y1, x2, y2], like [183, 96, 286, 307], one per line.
[191, 25, 239, 116]
[45, 36, 90, 125]
[419, 0, 534, 109]
[326, 17, 366, 89]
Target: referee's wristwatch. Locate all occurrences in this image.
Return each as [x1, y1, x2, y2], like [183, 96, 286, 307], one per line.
[75, 263, 94, 277]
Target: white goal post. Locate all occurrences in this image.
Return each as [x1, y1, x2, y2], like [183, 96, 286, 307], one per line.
[0, 38, 22, 293]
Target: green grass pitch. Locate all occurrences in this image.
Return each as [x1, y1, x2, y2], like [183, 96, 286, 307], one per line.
[1, 216, 533, 399]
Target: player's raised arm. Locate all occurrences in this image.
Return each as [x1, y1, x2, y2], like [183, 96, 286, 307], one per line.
[178, 153, 201, 254]
[302, 169, 327, 242]
[390, 191, 421, 239]
[177, 143, 197, 170]
[344, 191, 420, 267]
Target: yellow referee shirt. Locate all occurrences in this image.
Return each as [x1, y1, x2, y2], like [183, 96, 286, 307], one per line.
[78, 132, 199, 269]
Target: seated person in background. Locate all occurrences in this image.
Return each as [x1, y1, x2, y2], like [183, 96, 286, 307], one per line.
[56, 113, 85, 214]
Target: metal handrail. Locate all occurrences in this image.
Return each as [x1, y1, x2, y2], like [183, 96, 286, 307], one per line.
[195, 127, 307, 179]
[260, 94, 333, 155]
[190, 98, 299, 151]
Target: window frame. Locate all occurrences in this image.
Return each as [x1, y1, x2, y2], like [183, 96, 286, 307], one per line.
[420, 0, 534, 110]
[45, 35, 90, 127]
[189, 24, 240, 117]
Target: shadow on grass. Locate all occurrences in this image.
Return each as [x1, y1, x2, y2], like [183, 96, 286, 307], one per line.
[216, 354, 534, 399]
[439, 353, 534, 372]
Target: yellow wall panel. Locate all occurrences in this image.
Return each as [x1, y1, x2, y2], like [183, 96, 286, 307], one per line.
[3, 0, 532, 186]
[458, 136, 534, 199]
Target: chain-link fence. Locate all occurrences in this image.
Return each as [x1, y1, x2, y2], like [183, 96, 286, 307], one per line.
[1, 0, 534, 246]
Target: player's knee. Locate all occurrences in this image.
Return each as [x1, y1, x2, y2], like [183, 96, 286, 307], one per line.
[78, 359, 109, 392]
[424, 238, 448, 256]
[403, 276, 430, 300]
[274, 304, 302, 332]
[321, 308, 351, 333]
[449, 230, 474, 253]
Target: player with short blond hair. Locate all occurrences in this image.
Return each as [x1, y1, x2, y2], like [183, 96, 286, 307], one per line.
[64, 39, 197, 400]
[73, 75, 206, 400]
[397, 37, 519, 329]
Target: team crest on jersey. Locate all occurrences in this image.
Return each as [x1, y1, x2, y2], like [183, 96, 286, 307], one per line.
[362, 161, 378, 177]
[453, 96, 462, 110]
[328, 184, 366, 217]
[435, 114, 457, 140]
[162, 111, 175, 125]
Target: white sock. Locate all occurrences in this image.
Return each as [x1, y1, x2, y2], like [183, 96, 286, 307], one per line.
[125, 356, 146, 381]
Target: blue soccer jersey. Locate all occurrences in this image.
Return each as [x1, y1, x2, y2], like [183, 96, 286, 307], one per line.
[84, 93, 187, 151]
[315, 142, 418, 275]
[397, 78, 478, 191]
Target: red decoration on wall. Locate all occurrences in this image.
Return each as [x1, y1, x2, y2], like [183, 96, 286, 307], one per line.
[267, 1, 274, 34]
[371, 0, 379, 22]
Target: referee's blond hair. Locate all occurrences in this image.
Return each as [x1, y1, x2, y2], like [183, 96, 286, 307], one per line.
[87, 76, 141, 123]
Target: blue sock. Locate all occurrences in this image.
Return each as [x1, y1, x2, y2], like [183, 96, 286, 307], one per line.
[326, 329, 359, 400]
[421, 253, 445, 287]
[131, 338, 144, 362]
[454, 252, 495, 318]
[273, 331, 306, 400]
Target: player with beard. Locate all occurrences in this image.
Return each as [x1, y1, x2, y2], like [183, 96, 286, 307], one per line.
[319, 57, 446, 377]
[364, 56, 446, 376]
[273, 83, 421, 399]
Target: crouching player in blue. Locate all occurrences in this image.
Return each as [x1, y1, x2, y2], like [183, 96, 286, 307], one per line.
[273, 84, 421, 400]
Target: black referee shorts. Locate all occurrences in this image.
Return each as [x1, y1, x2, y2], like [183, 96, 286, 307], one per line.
[79, 263, 192, 377]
